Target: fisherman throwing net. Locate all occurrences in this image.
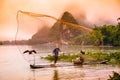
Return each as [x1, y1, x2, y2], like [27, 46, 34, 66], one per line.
[53, 47, 61, 65]
[16, 10, 93, 68]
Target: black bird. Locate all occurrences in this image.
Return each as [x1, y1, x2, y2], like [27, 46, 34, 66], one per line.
[23, 50, 37, 54]
[80, 50, 85, 55]
[117, 17, 120, 21]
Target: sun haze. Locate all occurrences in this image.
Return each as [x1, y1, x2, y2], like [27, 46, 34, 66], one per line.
[0, 0, 120, 41]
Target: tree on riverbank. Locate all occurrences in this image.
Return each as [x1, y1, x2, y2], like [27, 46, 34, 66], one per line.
[94, 23, 120, 46]
[72, 21, 120, 46]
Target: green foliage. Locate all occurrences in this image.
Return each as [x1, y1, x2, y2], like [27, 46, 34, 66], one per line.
[87, 52, 110, 61]
[72, 30, 104, 45]
[72, 22, 120, 46]
[108, 71, 120, 80]
[87, 52, 120, 64]
[44, 52, 120, 65]
[109, 52, 120, 64]
[94, 23, 120, 46]
[88, 30, 104, 45]
[88, 52, 120, 64]
[44, 53, 81, 62]
[44, 55, 55, 61]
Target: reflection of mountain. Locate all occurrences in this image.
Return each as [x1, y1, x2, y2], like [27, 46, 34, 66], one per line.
[29, 11, 83, 44]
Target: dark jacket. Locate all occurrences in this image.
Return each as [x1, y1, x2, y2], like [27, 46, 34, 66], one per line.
[53, 48, 60, 56]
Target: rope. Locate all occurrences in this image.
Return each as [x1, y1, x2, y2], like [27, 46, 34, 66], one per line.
[15, 10, 93, 64]
[15, 10, 30, 63]
[19, 10, 93, 48]
[19, 10, 93, 32]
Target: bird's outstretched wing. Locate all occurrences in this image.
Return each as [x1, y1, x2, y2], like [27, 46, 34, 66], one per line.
[23, 50, 37, 54]
[117, 17, 120, 21]
[31, 50, 37, 53]
[23, 50, 29, 54]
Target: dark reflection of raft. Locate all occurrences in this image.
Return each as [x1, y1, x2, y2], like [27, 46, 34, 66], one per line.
[30, 60, 108, 69]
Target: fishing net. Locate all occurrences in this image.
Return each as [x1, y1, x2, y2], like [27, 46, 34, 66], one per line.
[16, 10, 92, 46]
[16, 10, 93, 64]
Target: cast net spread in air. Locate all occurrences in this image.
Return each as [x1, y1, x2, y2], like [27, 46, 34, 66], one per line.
[16, 10, 92, 46]
[16, 10, 93, 64]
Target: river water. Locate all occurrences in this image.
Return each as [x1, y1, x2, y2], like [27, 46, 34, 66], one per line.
[0, 45, 120, 80]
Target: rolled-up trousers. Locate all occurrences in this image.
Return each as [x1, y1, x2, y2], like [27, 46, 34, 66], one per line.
[54, 56, 58, 63]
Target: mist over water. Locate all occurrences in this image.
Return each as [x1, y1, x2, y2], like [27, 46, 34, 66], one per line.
[0, 45, 120, 80]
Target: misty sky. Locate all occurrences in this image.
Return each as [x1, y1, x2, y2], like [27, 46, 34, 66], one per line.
[0, 0, 120, 41]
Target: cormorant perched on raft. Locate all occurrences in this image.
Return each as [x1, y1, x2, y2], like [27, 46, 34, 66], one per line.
[23, 50, 37, 54]
[80, 50, 85, 55]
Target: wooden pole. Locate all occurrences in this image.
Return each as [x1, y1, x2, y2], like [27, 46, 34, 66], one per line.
[33, 54, 35, 65]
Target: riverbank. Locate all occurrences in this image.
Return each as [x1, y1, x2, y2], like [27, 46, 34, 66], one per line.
[43, 51, 120, 65]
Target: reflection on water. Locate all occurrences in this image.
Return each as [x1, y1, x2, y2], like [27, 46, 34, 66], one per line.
[28, 70, 36, 80]
[0, 45, 120, 80]
[53, 70, 59, 80]
[27, 69, 59, 80]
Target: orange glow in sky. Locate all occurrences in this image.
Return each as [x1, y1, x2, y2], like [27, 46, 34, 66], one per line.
[0, 0, 120, 41]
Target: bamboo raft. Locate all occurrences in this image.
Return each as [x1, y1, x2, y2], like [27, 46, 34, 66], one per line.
[30, 60, 108, 69]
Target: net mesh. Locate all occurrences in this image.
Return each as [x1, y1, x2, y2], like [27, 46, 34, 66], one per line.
[16, 10, 93, 46]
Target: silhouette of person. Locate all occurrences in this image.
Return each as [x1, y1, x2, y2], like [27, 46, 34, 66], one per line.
[53, 48, 60, 64]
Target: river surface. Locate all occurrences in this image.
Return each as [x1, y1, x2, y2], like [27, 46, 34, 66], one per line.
[0, 45, 120, 80]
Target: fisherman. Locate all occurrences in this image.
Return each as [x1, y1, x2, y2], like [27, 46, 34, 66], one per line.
[53, 47, 61, 64]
